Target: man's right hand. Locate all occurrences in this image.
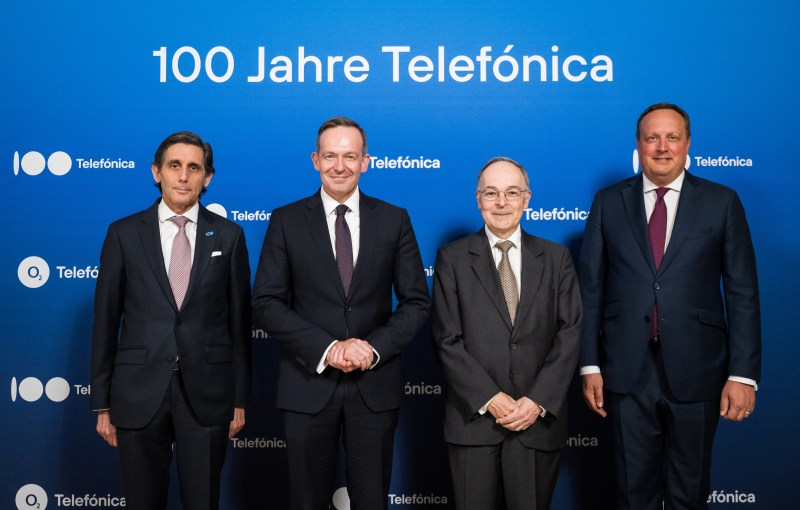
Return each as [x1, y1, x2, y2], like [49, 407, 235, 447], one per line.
[487, 391, 517, 420]
[582, 373, 607, 418]
[326, 338, 374, 372]
[96, 410, 118, 447]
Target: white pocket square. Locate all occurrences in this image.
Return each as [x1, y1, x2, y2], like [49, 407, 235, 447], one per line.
[211, 251, 223, 257]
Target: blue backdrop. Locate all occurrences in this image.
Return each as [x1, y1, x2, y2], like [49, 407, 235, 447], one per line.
[3, 1, 797, 508]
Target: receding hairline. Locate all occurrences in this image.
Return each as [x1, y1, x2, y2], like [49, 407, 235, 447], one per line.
[476, 156, 531, 190]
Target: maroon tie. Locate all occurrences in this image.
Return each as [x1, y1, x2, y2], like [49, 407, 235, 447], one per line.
[335, 204, 353, 297]
[168, 216, 191, 309]
[648, 188, 669, 338]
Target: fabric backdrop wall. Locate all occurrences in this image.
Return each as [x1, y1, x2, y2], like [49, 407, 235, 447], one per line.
[2, 1, 797, 508]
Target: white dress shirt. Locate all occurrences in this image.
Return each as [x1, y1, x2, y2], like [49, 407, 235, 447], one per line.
[158, 200, 200, 269]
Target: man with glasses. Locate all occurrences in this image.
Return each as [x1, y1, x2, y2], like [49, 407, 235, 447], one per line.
[432, 157, 582, 510]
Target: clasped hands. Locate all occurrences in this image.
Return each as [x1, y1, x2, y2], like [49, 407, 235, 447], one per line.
[487, 392, 541, 432]
[326, 338, 375, 372]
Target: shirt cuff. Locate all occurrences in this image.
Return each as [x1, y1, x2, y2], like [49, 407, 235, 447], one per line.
[316, 340, 338, 374]
[580, 365, 601, 376]
[728, 375, 758, 391]
[369, 348, 380, 369]
[478, 396, 494, 415]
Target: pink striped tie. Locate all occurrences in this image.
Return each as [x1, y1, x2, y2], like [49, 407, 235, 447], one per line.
[168, 216, 191, 309]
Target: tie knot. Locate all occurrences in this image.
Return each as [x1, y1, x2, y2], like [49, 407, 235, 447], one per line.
[335, 204, 349, 217]
[495, 240, 515, 254]
[170, 215, 190, 228]
[655, 187, 669, 198]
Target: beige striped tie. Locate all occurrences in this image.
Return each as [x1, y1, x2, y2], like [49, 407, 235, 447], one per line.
[495, 240, 519, 326]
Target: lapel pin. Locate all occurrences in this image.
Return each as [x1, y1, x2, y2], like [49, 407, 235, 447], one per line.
[205, 231, 214, 237]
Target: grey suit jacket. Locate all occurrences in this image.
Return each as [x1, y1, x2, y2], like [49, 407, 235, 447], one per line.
[433, 228, 582, 451]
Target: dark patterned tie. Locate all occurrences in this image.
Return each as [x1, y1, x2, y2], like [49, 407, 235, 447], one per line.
[335, 204, 353, 297]
[495, 240, 519, 326]
[648, 188, 669, 337]
[168, 215, 191, 309]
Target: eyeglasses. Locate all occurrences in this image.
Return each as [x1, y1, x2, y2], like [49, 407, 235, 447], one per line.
[477, 188, 529, 201]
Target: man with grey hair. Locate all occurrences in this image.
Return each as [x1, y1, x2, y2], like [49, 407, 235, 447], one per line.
[433, 156, 581, 509]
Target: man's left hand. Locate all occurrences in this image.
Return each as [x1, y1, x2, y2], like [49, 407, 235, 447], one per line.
[339, 338, 374, 371]
[720, 381, 756, 422]
[495, 396, 541, 431]
[229, 407, 246, 438]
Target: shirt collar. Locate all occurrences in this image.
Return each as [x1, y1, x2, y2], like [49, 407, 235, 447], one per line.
[158, 199, 200, 224]
[321, 187, 360, 217]
[642, 171, 685, 194]
[484, 225, 522, 251]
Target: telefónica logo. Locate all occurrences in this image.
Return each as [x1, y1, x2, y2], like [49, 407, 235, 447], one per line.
[13, 151, 72, 176]
[18, 256, 50, 288]
[16, 484, 48, 509]
[11, 377, 70, 403]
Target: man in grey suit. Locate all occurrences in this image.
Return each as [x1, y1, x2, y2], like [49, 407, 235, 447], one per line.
[91, 132, 252, 510]
[432, 157, 582, 510]
[579, 103, 761, 509]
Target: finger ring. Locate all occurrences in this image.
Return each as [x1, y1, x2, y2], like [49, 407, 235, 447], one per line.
[745, 411, 751, 415]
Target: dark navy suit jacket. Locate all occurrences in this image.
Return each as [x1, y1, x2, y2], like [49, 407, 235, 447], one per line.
[251, 190, 430, 414]
[578, 172, 761, 401]
[90, 200, 252, 428]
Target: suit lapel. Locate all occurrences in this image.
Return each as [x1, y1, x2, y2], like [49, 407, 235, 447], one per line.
[304, 192, 347, 301]
[139, 201, 177, 310]
[622, 175, 657, 275]
[513, 232, 544, 337]
[182, 205, 217, 309]
[658, 171, 701, 274]
[349, 192, 377, 299]
[469, 231, 513, 332]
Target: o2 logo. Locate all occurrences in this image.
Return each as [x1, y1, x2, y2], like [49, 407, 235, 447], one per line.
[18, 257, 50, 289]
[15, 484, 48, 509]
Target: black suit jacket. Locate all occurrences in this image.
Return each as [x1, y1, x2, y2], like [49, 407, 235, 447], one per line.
[578, 172, 761, 401]
[432, 229, 582, 451]
[252, 190, 430, 414]
[90, 200, 252, 428]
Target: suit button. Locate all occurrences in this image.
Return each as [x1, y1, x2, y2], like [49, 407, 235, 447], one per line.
[644, 316, 651, 323]
[167, 354, 176, 362]
[654, 282, 661, 290]
[511, 344, 517, 350]
[345, 306, 352, 312]
[176, 317, 182, 325]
